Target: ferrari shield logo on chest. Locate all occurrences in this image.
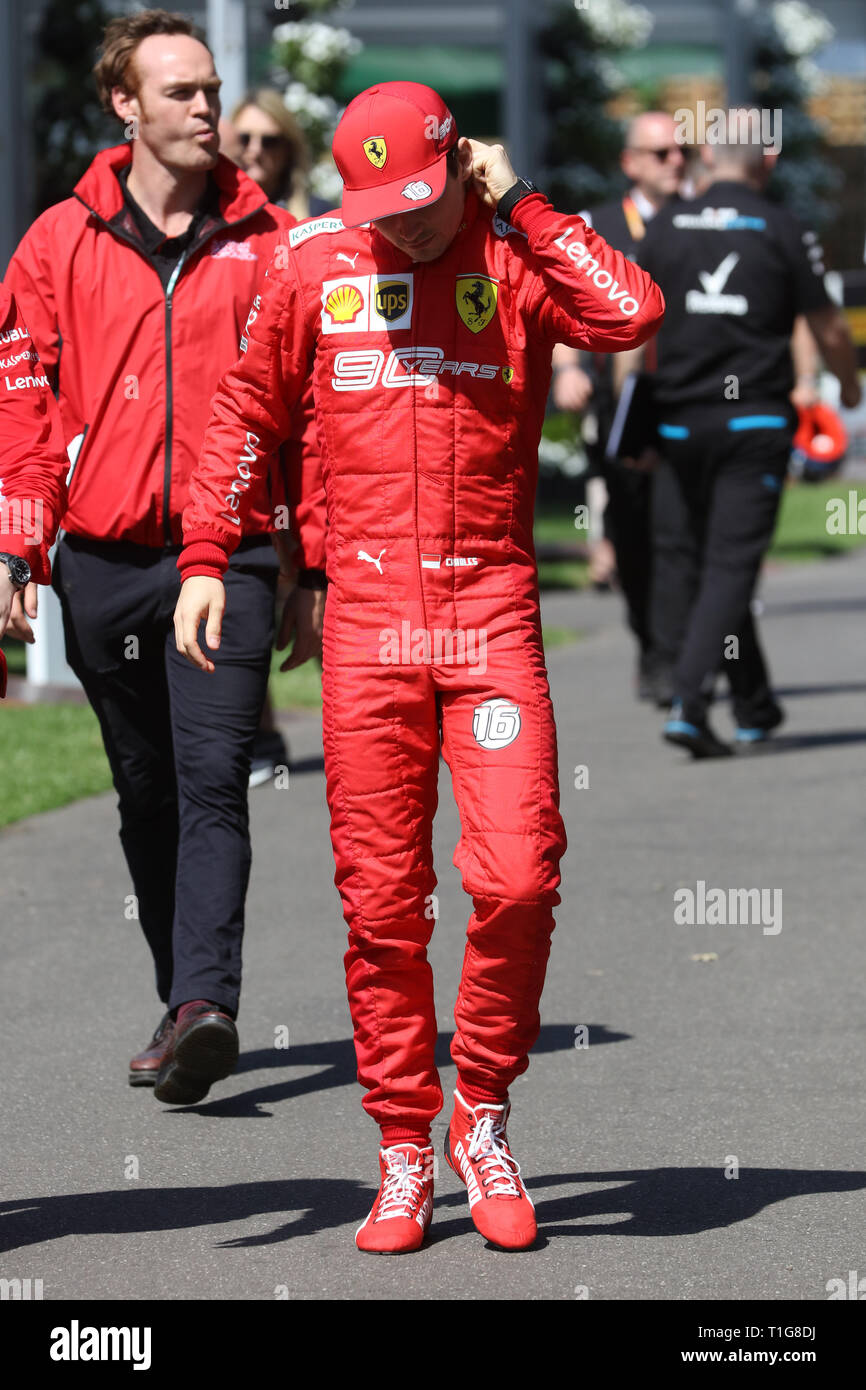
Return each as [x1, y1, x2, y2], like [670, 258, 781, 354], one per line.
[363, 137, 387, 169]
[456, 275, 498, 333]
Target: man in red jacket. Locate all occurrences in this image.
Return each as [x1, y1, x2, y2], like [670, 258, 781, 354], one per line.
[0, 286, 70, 674]
[176, 83, 664, 1251]
[5, 10, 324, 1103]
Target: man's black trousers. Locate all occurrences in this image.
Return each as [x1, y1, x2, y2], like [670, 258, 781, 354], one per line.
[587, 425, 654, 657]
[649, 403, 795, 726]
[53, 536, 277, 1015]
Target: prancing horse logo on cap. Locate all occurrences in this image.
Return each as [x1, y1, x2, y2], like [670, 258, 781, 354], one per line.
[363, 137, 387, 169]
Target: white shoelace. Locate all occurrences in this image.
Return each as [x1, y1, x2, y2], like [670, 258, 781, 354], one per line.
[467, 1113, 523, 1198]
[376, 1149, 429, 1222]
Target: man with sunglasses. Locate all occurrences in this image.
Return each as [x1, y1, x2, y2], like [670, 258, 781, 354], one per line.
[552, 112, 684, 702]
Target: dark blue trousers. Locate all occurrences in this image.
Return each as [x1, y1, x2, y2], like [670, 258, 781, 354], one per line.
[53, 535, 277, 1015]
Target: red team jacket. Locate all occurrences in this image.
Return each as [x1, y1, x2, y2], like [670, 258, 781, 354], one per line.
[0, 285, 68, 583]
[5, 144, 321, 563]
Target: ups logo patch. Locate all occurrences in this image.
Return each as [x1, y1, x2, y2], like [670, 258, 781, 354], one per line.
[374, 280, 410, 322]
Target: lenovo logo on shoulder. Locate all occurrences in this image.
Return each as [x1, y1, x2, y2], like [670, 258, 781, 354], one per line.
[553, 228, 641, 316]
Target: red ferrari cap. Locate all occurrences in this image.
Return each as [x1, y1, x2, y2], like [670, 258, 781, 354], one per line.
[333, 82, 458, 227]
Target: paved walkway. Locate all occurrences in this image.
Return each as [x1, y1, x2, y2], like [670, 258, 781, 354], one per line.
[2, 550, 865, 1301]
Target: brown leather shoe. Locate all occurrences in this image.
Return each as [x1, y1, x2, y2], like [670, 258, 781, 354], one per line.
[153, 1000, 239, 1106]
[128, 1011, 175, 1087]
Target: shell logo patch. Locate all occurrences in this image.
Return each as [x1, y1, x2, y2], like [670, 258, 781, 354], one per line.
[320, 275, 414, 334]
[456, 276, 498, 333]
[363, 137, 387, 169]
[324, 283, 364, 325]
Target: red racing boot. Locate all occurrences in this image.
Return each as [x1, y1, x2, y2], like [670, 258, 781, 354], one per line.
[445, 1090, 537, 1250]
[355, 1143, 435, 1254]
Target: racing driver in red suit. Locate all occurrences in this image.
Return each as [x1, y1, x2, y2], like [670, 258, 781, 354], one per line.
[175, 83, 664, 1253]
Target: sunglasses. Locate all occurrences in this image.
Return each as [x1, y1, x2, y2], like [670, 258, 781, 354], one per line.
[236, 133, 286, 151]
[630, 146, 682, 162]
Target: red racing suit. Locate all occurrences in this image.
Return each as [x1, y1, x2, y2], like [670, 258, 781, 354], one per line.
[180, 189, 664, 1135]
[0, 285, 68, 582]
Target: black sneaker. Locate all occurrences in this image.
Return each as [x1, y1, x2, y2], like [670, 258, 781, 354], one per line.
[663, 704, 732, 759]
[734, 703, 785, 751]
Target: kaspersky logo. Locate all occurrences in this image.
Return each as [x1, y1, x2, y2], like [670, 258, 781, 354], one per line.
[324, 283, 364, 325]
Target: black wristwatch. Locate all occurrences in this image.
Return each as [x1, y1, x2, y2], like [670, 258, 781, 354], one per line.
[496, 177, 539, 226]
[0, 551, 31, 591]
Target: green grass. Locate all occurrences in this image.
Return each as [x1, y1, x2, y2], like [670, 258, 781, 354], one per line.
[534, 509, 589, 546]
[538, 560, 590, 590]
[0, 704, 113, 827]
[268, 646, 324, 710]
[541, 625, 580, 648]
[768, 480, 866, 562]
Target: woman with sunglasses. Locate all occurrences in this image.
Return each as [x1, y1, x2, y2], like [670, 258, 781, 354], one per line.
[230, 89, 320, 220]
[224, 90, 327, 785]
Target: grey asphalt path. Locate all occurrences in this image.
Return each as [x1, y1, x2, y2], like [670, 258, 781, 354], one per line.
[2, 549, 865, 1302]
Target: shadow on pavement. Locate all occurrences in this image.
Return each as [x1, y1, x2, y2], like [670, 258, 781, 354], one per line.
[666, 730, 866, 764]
[735, 730, 866, 755]
[773, 682, 866, 699]
[764, 595, 866, 617]
[192, 1023, 631, 1117]
[4, 1166, 863, 1255]
[0, 1179, 371, 1255]
[429, 1166, 866, 1242]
